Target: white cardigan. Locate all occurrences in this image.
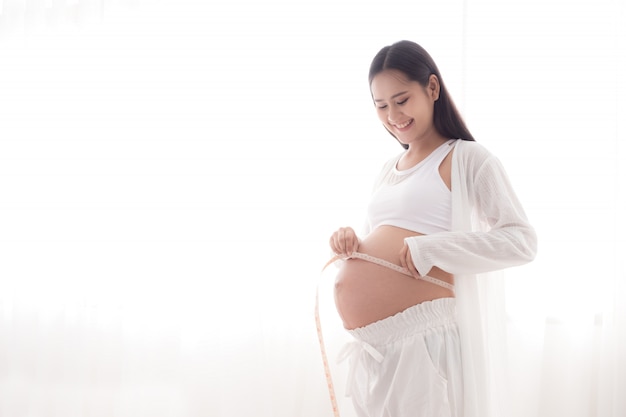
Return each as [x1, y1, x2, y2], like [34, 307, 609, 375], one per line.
[366, 139, 538, 276]
[368, 139, 537, 417]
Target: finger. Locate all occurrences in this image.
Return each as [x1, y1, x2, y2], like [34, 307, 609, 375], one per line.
[330, 232, 342, 254]
[336, 230, 346, 254]
[405, 249, 420, 279]
[351, 237, 360, 255]
[399, 244, 408, 269]
[329, 234, 338, 253]
[331, 228, 350, 256]
[345, 234, 357, 255]
[340, 228, 354, 255]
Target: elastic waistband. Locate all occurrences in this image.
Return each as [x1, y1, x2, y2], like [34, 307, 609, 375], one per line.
[348, 298, 456, 346]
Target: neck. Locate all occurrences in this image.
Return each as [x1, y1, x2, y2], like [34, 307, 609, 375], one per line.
[405, 132, 448, 157]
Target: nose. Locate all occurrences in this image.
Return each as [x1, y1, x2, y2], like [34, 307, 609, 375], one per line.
[387, 106, 403, 124]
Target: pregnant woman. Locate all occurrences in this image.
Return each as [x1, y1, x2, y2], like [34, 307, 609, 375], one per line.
[328, 40, 537, 417]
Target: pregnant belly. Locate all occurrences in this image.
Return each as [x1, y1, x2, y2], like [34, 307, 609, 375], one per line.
[334, 226, 454, 330]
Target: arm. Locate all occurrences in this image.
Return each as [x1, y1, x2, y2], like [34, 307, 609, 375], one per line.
[405, 154, 537, 276]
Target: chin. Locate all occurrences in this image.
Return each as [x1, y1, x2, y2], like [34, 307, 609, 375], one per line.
[396, 136, 412, 146]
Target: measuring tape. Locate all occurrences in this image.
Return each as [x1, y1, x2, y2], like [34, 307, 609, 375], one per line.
[315, 285, 341, 417]
[314, 253, 405, 417]
[315, 254, 348, 417]
[315, 253, 455, 416]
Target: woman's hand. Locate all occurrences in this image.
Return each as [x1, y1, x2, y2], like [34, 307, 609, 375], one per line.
[399, 242, 421, 278]
[329, 227, 360, 257]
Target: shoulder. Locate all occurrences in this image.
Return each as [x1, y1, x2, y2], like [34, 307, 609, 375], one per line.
[452, 140, 501, 173]
[451, 140, 514, 190]
[453, 139, 493, 161]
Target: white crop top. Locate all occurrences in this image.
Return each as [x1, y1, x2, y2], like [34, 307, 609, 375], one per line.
[366, 139, 456, 235]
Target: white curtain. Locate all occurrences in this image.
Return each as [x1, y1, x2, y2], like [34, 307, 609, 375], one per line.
[0, 0, 624, 416]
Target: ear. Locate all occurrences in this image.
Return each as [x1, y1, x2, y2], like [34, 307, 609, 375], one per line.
[427, 74, 441, 101]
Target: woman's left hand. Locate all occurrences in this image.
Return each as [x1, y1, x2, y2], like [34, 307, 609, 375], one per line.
[399, 242, 420, 279]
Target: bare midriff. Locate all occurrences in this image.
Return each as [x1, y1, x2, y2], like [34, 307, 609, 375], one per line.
[334, 225, 454, 330]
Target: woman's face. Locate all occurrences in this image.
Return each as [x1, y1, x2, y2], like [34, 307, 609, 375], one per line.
[370, 69, 440, 146]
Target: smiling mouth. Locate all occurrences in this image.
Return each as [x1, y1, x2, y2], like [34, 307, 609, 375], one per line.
[394, 119, 414, 129]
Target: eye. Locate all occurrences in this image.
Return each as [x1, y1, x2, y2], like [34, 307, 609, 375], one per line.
[376, 104, 388, 110]
[397, 98, 408, 105]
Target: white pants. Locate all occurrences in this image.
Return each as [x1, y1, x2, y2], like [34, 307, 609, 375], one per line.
[343, 298, 462, 417]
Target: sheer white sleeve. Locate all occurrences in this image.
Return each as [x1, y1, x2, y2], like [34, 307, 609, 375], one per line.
[404, 145, 537, 277]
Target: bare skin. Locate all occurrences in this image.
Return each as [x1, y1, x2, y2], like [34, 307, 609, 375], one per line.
[329, 69, 456, 330]
[333, 226, 454, 330]
[331, 148, 454, 330]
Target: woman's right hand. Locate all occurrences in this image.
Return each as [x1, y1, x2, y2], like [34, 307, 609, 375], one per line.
[329, 227, 360, 257]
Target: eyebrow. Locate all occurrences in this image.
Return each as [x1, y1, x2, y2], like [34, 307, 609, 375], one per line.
[373, 91, 409, 102]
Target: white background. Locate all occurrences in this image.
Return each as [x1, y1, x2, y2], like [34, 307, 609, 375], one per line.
[1, 0, 625, 416]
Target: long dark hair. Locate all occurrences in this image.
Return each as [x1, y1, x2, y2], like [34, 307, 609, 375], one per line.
[369, 40, 475, 148]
